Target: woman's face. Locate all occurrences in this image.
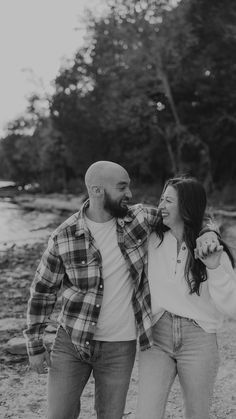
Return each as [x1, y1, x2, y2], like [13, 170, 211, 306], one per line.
[158, 185, 183, 230]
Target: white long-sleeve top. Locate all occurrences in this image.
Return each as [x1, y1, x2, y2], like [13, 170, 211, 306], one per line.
[148, 231, 236, 332]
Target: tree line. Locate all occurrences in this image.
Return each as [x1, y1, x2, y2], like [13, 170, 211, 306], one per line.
[0, 0, 235, 196]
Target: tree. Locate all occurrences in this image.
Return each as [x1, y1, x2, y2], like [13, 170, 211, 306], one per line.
[2, 0, 236, 191]
[79, 0, 212, 181]
[181, 0, 236, 185]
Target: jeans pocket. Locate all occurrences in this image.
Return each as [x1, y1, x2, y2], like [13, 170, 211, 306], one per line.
[52, 325, 71, 352]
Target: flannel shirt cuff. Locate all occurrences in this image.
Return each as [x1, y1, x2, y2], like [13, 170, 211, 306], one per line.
[26, 338, 46, 356]
[199, 222, 221, 239]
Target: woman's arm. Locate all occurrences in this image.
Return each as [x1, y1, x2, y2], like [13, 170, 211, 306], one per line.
[205, 252, 236, 318]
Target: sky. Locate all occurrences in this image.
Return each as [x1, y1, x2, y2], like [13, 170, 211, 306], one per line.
[0, 0, 106, 136]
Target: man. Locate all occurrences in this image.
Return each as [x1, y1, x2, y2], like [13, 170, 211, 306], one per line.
[24, 161, 219, 419]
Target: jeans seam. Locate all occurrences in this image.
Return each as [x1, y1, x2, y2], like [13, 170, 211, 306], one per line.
[173, 316, 182, 352]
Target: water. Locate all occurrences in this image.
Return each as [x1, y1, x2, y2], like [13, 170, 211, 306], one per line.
[0, 199, 59, 250]
[0, 180, 16, 188]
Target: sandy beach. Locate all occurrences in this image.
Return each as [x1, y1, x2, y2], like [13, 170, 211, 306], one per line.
[1, 194, 236, 418]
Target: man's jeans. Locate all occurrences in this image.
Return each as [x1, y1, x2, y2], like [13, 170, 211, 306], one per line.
[47, 326, 136, 419]
[136, 311, 219, 419]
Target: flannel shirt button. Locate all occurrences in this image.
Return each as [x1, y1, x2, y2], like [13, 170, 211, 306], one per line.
[81, 260, 85, 265]
[96, 304, 100, 308]
[85, 341, 90, 346]
[99, 284, 103, 289]
[138, 239, 142, 243]
[92, 322, 96, 326]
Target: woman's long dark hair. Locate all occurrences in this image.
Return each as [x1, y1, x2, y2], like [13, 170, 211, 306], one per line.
[155, 177, 235, 295]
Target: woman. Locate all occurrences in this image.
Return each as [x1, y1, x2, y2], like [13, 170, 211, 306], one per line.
[136, 177, 236, 419]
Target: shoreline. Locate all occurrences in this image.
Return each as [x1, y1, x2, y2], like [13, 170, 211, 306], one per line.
[12, 192, 86, 213]
[13, 193, 236, 256]
[12, 192, 236, 214]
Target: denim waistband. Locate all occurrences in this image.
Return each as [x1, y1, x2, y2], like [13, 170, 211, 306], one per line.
[164, 310, 196, 323]
[162, 310, 199, 326]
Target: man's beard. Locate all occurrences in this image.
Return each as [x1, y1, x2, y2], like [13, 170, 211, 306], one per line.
[104, 191, 129, 218]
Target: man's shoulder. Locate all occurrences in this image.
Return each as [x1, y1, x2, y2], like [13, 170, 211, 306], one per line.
[51, 211, 80, 238]
[128, 203, 158, 217]
[125, 204, 158, 231]
[128, 203, 145, 214]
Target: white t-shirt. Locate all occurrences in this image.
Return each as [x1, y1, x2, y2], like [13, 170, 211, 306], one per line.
[85, 216, 136, 341]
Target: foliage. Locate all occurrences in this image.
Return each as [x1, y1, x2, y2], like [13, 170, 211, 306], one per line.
[0, 0, 235, 194]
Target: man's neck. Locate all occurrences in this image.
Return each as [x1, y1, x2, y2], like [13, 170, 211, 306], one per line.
[85, 206, 113, 223]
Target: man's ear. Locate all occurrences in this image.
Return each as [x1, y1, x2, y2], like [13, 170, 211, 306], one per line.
[91, 185, 103, 196]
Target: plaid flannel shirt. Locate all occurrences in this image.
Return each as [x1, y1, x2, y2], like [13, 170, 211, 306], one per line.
[24, 200, 160, 356]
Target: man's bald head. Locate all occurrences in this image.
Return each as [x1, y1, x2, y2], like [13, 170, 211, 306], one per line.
[84, 161, 132, 219]
[85, 161, 129, 191]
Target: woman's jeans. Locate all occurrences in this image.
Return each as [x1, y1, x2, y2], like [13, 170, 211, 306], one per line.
[47, 326, 136, 419]
[136, 311, 219, 419]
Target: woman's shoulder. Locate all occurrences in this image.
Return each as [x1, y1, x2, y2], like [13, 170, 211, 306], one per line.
[148, 230, 170, 248]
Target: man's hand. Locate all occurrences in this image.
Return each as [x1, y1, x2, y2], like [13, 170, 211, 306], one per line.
[194, 245, 223, 269]
[29, 350, 51, 374]
[195, 231, 220, 260]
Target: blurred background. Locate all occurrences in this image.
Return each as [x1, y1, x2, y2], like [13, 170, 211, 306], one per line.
[0, 0, 235, 202]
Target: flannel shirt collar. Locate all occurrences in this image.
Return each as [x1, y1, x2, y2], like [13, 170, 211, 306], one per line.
[117, 207, 135, 227]
[75, 199, 90, 237]
[74, 199, 135, 235]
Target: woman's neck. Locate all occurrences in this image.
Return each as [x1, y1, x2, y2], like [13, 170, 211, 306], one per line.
[170, 226, 184, 253]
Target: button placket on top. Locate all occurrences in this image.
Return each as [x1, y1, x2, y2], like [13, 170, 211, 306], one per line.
[87, 235, 103, 344]
[174, 244, 187, 276]
[163, 234, 178, 281]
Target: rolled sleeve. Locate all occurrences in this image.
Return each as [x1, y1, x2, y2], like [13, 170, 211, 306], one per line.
[24, 236, 65, 355]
